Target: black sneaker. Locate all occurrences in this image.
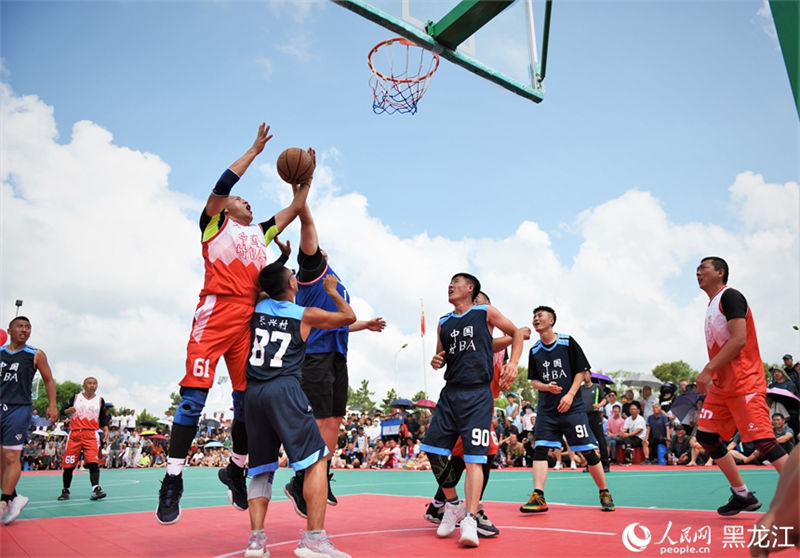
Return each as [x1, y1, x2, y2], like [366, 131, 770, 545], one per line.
[90, 486, 107, 501]
[600, 490, 615, 511]
[218, 463, 248, 511]
[717, 488, 761, 516]
[326, 472, 337, 506]
[423, 501, 444, 524]
[57, 488, 70, 501]
[156, 473, 183, 525]
[283, 475, 307, 518]
[520, 491, 548, 513]
[475, 507, 500, 537]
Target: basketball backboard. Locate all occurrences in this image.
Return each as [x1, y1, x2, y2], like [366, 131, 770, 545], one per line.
[333, 0, 552, 103]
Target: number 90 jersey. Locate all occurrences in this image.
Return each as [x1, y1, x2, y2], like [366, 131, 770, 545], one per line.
[246, 299, 306, 382]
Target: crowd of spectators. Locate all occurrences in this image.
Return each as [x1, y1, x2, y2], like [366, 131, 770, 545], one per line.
[22, 353, 798, 473]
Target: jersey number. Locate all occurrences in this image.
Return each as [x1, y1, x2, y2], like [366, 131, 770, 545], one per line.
[249, 328, 291, 368]
[192, 358, 210, 378]
[575, 424, 588, 439]
[471, 428, 490, 447]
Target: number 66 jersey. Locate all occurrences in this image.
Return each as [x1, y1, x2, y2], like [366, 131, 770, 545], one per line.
[246, 299, 306, 382]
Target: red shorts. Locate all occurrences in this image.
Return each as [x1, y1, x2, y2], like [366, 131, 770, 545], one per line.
[62, 429, 102, 467]
[182, 295, 254, 391]
[698, 389, 774, 443]
[451, 425, 499, 458]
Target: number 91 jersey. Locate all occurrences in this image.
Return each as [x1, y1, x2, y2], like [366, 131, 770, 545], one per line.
[246, 299, 306, 382]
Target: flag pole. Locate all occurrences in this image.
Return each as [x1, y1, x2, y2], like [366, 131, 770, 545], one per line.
[421, 298, 427, 397]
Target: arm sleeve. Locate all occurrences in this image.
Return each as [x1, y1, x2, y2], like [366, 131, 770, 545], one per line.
[258, 216, 279, 246]
[568, 336, 591, 373]
[60, 394, 76, 416]
[296, 247, 327, 282]
[720, 288, 748, 320]
[98, 399, 111, 428]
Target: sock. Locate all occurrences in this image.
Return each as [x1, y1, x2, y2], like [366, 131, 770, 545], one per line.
[92, 485, 99, 491]
[446, 497, 459, 505]
[599, 488, 609, 494]
[306, 530, 324, 540]
[251, 529, 265, 536]
[432, 499, 444, 508]
[231, 453, 247, 468]
[732, 485, 749, 497]
[1, 494, 11, 504]
[166, 457, 185, 476]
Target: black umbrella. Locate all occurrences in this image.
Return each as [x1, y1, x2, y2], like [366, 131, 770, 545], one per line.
[200, 418, 221, 428]
[139, 420, 158, 428]
[391, 398, 414, 408]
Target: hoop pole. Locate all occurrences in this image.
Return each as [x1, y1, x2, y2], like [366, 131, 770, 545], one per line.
[524, 0, 539, 90]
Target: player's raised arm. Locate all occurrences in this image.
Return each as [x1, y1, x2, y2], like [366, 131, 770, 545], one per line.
[205, 123, 273, 217]
[300, 274, 356, 338]
[274, 148, 315, 232]
[350, 317, 387, 333]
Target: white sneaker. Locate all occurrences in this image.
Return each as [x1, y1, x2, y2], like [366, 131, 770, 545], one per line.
[458, 514, 479, 547]
[294, 530, 350, 558]
[570, 461, 577, 470]
[436, 501, 466, 538]
[2, 494, 29, 525]
[554, 462, 563, 470]
[245, 531, 269, 558]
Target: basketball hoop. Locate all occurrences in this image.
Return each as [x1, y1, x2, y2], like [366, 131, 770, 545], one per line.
[368, 37, 439, 115]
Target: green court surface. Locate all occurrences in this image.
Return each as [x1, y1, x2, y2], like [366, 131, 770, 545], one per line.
[17, 464, 782, 521]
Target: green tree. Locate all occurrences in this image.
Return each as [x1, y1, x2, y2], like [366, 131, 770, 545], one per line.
[411, 390, 428, 402]
[652, 361, 698, 385]
[381, 388, 399, 414]
[347, 379, 376, 411]
[137, 409, 160, 427]
[167, 392, 181, 415]
[33, 379, 82, 419]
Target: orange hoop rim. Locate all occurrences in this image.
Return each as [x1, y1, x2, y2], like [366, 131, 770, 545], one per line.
[367, 37, 440, 84]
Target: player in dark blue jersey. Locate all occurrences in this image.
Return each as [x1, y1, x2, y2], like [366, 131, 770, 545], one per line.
[422, 273, 523, 548]
[520, 306, 615, 514]
[284, 187, 386, 514]
[0, 316, 58, 524]
[243, 260, 356, 558]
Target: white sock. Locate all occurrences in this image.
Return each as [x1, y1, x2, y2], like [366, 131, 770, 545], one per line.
[231, 453, 247, 468]
[732, 484, 749, 497]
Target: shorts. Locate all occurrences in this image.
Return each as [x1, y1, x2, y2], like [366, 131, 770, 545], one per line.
[245, 375, 329, 476]
[182, 295, 254, 391]
[300, 352, 348, 419]
[698, 389, 774, 443]
[0, 404, 32, 449]
[420, 384, 493, 464]
[533, 411, 598, 452]
[63, 429, 103, 467]
[452, 424, 498, 457]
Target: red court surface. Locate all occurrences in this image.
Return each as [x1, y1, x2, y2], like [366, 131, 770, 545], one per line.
[3, 493, 797, 558]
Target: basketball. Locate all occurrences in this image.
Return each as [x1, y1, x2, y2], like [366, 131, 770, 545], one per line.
[276, 147, 314, 185]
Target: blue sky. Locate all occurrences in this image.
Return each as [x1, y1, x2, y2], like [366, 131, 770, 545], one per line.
[1, 0, 798, 416]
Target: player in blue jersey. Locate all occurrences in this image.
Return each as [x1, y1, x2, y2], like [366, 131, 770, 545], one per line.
[520, 306, 615, 514]
[422, 273, 523, 548]
[283, 186, 386, 516]
[0, 317, 58, 524]
[243, 259, 355, 558]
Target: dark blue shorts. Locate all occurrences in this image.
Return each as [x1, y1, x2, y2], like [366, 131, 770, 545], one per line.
[533, 411, 598, 452]
[244, 376, 328, 476]
[301, 352, 348, 419]
[420, 384, 492, 464]
[1, 404, 32, 448]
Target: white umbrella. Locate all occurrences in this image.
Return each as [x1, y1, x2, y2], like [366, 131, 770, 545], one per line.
[49, 428, 68, 437]
[623, 372, 663, 388]
[31, 429, 49, 437]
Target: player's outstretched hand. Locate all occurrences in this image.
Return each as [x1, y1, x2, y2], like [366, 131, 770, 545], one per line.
[365, 317, 387, 332]
[252, 122, 273, 155]
[431, 351, 445, 370]
[274, 236, 291, 258]
[298, 147, 316, 188]
[322, 273, 339, 296]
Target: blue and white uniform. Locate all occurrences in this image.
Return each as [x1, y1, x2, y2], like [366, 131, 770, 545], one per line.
[420, 305, 494, 463]
[528, 333, 598, 452]
[0, 344, 38, 448]
[244, 299, 328, 476]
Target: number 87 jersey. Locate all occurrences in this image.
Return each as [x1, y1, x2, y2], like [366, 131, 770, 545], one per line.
[246, 299, 307, 382]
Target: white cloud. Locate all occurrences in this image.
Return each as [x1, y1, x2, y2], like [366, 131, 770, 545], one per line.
[255, 56, 274, 80]
[2, 83, 798, 415]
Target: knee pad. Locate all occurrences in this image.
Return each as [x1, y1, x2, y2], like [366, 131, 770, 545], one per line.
[533, 446, 550, 461]
[754, 438, 786, 462]
[582, 450, 600, 466]
[173, 387, 209, 426]
[695, 430, 727, 459]
[232, 390, 245, 422]
[430, 453, 462, 488]
[247, 471, 274, 501]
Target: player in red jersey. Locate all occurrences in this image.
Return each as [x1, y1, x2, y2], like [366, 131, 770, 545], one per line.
[58, 377, 110, 501]
[695, 256, 788, 516]
[423, 291, 530, 538]
[156, 124, 313, 525]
